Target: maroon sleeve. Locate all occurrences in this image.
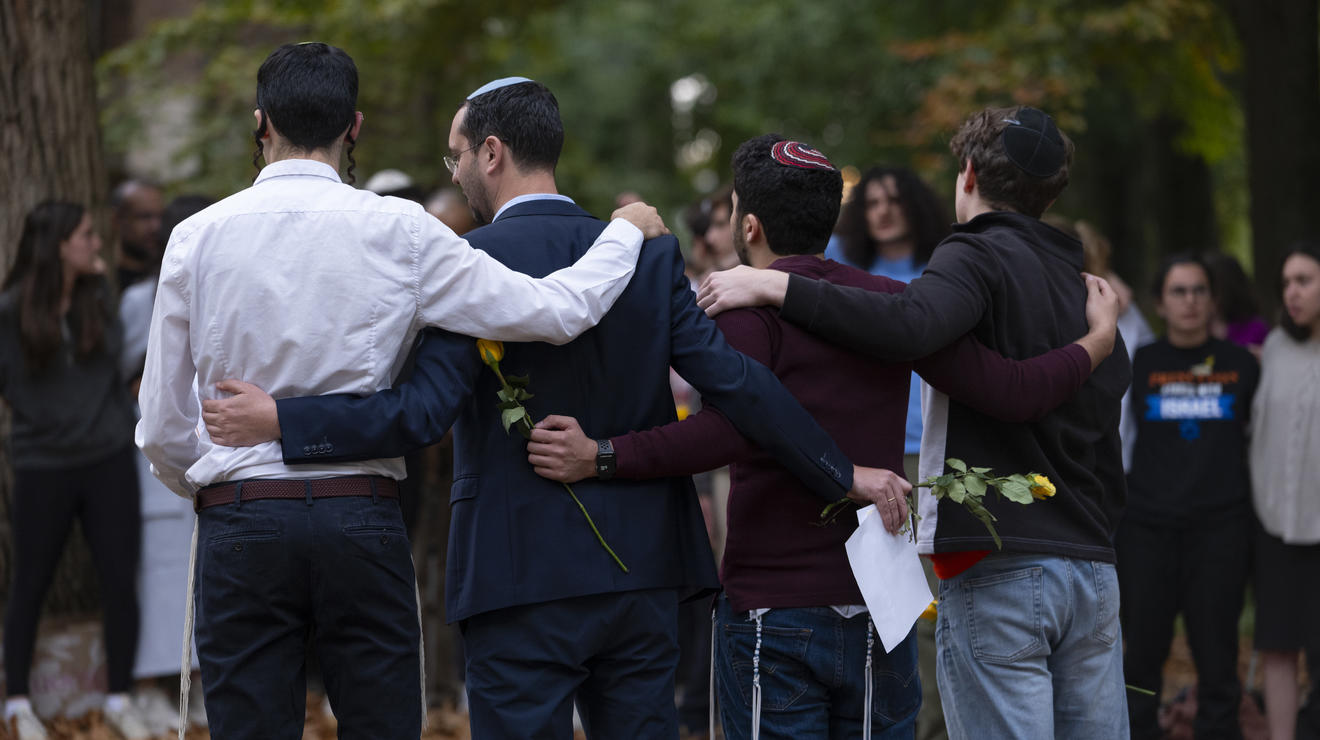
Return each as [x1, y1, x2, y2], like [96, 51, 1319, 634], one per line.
[914, 336, 1091, 423]
[612, 309, 776, 479]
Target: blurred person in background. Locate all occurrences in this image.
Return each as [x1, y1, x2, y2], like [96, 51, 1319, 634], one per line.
[1249, 241, 1320, 740]
[825, 164, 951, 740]
[109, 180, 164, 290]
[119, 194, 215, 734]
[1, 201, 151, 740]
[1205, 251, 1270, 358]
[702, 185, 739, 274]
[1118, 254, 1258, 739]
[425, 187, 477, 235]
[1063, 218, 1156, 473]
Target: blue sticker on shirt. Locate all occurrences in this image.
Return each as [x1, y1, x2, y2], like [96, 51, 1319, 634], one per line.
[1144, 394, 1236, 421]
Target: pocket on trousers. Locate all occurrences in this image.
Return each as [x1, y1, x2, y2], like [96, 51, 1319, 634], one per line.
[722, 622, 813, 712]
[1090, 561, 1120, 646]
[964, 566, 1046, 664]
[871, 630, 921, 724]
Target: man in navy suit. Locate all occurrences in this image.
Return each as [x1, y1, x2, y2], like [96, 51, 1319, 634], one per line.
[201, 77, 910, 738]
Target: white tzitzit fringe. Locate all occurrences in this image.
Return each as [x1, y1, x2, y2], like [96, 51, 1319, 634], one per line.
[751, 613, 763, 740]
[414, 565, 427, 732]
[863, 616, 875, 739]
[177, 514, 200, 740]
[708, 612, 717, 739]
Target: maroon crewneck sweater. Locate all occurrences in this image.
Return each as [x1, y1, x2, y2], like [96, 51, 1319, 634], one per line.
[611, 255, 1091, 613]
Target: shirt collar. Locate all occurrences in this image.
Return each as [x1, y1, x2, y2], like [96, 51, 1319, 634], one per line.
[493, 193, 575, 221]
[254, 159, 344, 186]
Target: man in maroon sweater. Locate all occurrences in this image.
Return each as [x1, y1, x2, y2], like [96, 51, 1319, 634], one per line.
[528, 134, 1118, 739]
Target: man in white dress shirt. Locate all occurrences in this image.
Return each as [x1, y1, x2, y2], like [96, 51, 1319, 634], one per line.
[135, 42, 665, 739]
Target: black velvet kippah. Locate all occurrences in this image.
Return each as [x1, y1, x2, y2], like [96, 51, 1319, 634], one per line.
[1001, 107, 1065, 178]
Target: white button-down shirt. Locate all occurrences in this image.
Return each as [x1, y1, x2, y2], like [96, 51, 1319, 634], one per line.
[136, 158, 643, 498]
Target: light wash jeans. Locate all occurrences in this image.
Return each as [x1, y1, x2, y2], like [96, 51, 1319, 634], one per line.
[935, 554, 1127, 740]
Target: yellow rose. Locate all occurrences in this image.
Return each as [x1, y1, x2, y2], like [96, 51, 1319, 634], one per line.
[1030, 474, 1056, 500]
[919, 600, 938, 622]
[476, 339, 504, 365]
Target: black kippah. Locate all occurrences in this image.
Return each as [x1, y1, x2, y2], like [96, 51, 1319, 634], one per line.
[1001, 107, 1065, 178]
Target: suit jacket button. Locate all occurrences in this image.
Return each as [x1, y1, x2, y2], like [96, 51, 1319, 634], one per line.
[302, 445, 311, 454]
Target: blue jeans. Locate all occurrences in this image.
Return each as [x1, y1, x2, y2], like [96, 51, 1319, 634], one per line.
[935, 554, 1127, 740]
[714, 595, 920, 739]
[195, 495, 422, 739]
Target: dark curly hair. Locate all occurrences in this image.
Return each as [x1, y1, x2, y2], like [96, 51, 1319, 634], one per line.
[835, 166, 949, 268]
[731, 134, 842, 256]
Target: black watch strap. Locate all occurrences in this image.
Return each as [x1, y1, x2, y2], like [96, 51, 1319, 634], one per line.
[595, 438, 617, 480]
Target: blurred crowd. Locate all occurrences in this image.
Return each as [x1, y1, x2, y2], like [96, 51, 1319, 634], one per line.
[3, 151, 1319, 740]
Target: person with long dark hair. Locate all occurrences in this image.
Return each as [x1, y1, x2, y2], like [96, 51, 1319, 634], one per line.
[1, 201, 149, 739]
[1250, 241, 1320, 740]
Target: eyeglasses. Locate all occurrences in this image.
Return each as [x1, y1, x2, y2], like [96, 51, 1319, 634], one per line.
[1166, 285, 1210, 300]
[444, 141, 482, 174]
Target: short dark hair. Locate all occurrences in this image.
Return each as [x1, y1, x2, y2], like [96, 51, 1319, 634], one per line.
[1280, 240, 1320, 341]
[460, 81, 563, 172]
[949, 105, 1073, 219]
[835, 166, 949, 267]
[1151, 253, 1214, 302]
[253, 43, 359, 181]
[731, 134, 843, 256]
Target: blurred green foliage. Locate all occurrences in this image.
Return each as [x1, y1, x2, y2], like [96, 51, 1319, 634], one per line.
[98, 0, 1249, 269]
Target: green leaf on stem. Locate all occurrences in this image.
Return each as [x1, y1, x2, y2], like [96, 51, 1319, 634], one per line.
[501, 406, 526, 433]
[947, 458, 968, 473]
[965, 475, 987, 496]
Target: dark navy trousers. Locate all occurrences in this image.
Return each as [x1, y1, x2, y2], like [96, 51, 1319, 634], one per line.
[461, 588, 682, 740]
[194, 496, 421, 739]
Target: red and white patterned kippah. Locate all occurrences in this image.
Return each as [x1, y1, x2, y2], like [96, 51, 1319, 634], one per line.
[770, 141, 836, 171]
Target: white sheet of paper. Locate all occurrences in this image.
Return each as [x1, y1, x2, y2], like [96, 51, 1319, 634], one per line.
[845, 505, 934, 653]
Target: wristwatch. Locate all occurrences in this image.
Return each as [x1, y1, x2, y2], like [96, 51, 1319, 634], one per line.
[595, 438, 616, 480]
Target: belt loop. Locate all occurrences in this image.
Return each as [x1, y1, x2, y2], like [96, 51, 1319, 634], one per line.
[233, 481, 244, 509]
[305, 480, 313, 506]
[369, 477, 379, 504]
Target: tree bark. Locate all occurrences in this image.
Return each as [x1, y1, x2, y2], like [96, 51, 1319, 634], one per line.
[0, 0, 108, 272]
[1229, 0, 1320, 313]
[0, 0, 106, 616]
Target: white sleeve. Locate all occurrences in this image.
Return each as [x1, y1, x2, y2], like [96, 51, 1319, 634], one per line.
[134, 251, 200, 498]
[414, 216, 643, 344]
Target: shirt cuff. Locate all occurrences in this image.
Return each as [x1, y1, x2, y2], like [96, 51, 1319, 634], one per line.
[610, 434, 639, 479]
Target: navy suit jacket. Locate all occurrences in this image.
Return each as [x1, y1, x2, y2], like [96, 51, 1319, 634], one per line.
[277, 199, 853, 622]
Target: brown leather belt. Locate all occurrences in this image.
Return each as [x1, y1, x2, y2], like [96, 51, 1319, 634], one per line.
[194, 475, 399, 511]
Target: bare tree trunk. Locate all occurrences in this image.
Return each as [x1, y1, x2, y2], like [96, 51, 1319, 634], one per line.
[0, 0, 107, 616]
[1229, 0, 1320, 313]
[1, 0, 108, 271]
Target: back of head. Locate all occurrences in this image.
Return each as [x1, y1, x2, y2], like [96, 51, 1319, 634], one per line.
[460, 80, 563, 172]
[950, 105, 1073, 219]
[732, 134, 842, 256]
[255, 42, 358, 153]
[158, 194, 216, 254]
